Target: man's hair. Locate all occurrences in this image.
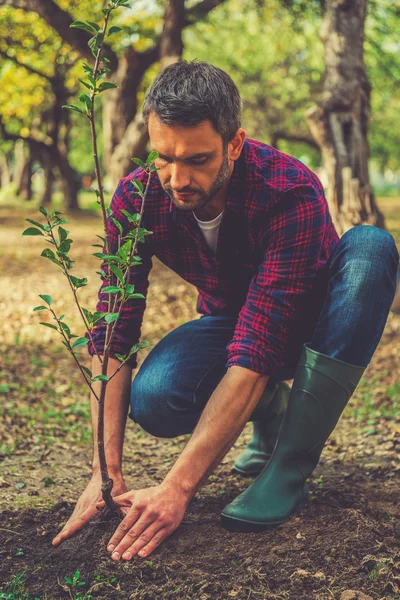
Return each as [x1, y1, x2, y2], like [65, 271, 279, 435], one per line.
[142, 60, 242, 143]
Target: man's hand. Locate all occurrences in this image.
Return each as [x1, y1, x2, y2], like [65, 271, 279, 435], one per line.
[52, 474, 128, 546]
[98, 481, 190, 560]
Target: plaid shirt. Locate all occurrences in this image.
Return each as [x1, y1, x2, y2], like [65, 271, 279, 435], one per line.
[88, 139, 339, 377]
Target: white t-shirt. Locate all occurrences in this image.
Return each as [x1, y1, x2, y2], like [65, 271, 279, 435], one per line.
[192, 210, 224, 256]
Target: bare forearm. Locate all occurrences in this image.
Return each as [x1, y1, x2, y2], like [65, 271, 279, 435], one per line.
[90, 356, 132, 476]
[164, 366, 269, 496]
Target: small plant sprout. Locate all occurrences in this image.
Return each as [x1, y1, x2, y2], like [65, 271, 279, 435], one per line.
[22, 0, 157, 516]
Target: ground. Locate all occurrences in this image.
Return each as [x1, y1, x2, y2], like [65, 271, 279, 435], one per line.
[0, 198, 399, 600]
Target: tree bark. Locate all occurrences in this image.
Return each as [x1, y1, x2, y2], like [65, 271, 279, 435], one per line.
[107, 0, 186, 186]
[0, 151, 11, 187]
[2, 0, 228, 188]
[40, 150, 54, 205]
[305, 0, 385, 235]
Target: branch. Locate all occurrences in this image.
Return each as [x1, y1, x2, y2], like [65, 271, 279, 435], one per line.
[271, 130, 320, 151]
[0, 48, 54, 81]
[0, 0, 118, 69]
[0, 120, 52, 153]
[185, 0, 228, 24]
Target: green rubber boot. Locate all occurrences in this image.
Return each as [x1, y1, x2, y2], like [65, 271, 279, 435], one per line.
[221, 343, 367, 532]
[233, 381, 291, 476]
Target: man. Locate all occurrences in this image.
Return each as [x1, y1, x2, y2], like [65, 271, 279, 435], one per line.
[52, 61, 399, 559]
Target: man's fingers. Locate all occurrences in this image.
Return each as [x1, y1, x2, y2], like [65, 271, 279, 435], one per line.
[107, 507, 145, 555]
[52, 506, 96, 546]
[121, 525, 168, 560]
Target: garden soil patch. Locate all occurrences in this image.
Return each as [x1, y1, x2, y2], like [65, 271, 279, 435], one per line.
[1, 205, 400, 599]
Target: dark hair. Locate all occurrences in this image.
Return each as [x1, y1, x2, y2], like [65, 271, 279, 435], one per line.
[142, 60, 242, 143]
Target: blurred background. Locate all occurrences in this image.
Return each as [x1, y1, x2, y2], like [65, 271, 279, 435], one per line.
[0, 0, 399, 215]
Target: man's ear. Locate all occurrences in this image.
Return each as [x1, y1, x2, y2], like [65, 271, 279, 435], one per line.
[228, 128, 246, 161]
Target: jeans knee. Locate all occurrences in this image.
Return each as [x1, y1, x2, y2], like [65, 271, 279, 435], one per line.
[130, 372, 190, 438]
[342, 226, 399, 267]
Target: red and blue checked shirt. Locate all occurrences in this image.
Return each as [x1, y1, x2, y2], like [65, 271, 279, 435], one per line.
[88, 138, 339, 377]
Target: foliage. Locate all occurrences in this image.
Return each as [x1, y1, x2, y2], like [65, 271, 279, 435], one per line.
[185, 0, 323, 164]
[21, 0, 157, 510]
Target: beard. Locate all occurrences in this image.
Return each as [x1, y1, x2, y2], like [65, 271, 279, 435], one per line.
[163, 149, 231, 212]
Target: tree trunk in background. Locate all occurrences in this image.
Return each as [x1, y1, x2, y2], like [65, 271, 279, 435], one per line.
[0, 152, 11, 188]
[55, 148, 80, 210]
[15, 141, 33, 200]
[107, 0, 186, 187]
[13, 140, 27, 190]
[40, 150, 54, 205]
[306, 0, 385, 236]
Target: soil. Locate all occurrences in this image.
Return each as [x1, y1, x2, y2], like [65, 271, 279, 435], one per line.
[1, 204, 400, 599]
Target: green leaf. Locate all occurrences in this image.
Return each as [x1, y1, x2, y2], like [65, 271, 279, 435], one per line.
[40, 322, 58, 330]
[33, 306, 47, 312]
[39, 206, 48, 217]
[105, 312, 119, 323]
[146, 150, 159, 166]
[62, 104, 85, 115]
[106, 207, 112, 218]
[111, 217, 123, 236]
[103, 286, 121, 294]
[79, 93, 92, 112]
[58, 227, 69, 243]
[93, 311, 107, 324]
[22, 227, 43, 236]
[108, 26, 122, 35]
[41, 248, 62, 267]
[87, 21, 100, 31]
[83, 63, 94, 75]
[81, 365, 92, 379]
[70, 20, 97, 33]
[115, 353, 127, 362]
[127, 293, 145, 300]
[110, 264, 125, 283]
[25, 218, 45, 230]
[58, 239, 72, 254]
[70, 275, 88, 289]
[39, 294, 52, 305]
[131, 158, 147, 170]
[72, 337, 89, 349]
[131, 179, 144, 194]
[98, 82, 118, 92]
[78, 78, 92, 90]
[60, 322, 72, 339]
[117, 240, 132, 262]
[120, 209, 138, 224]
[103, 57, 111, 63]
[92, 374, 110, 382]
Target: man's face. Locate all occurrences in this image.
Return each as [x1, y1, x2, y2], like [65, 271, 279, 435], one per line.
[148, 112, 232, 213]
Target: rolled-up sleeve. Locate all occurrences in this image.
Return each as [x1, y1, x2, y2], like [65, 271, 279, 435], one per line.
[87, 177, 153, 368]
[225, 184, 333, 377]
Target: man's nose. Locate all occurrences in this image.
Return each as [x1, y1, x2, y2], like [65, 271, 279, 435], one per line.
[170, 164, 191, 191]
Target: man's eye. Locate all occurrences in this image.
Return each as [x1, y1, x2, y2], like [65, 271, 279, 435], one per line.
[191, 159, 207, 166]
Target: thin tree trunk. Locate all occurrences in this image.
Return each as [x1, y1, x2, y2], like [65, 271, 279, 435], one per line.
[55, 148, 80, 210]
[17, 143, 33, 200]
[0, 152, 11, 187]
[107, 0, 185, 187]
[305, 0, 385, 235]
[40, 150, 54, 205]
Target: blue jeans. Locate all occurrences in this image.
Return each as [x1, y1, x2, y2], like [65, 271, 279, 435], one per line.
[130, 226, 399, 438]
